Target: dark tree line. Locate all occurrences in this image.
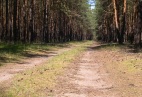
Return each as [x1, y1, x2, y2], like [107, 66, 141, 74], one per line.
[94, 0, 142, 47]
[0, 0, 93, 43]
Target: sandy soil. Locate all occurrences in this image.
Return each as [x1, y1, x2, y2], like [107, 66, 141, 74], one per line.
[55, 44, 118, 97]
[0, 48, 71, 83]
[54, 43, 142, 97]
[0, 42, 141, 97]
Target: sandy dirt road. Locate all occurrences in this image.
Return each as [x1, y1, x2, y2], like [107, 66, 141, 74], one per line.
[0, 48, 71, 83]
[55, 46, 118, 97]
[1, 42, 141, 97]
[54, 42, 142, 97]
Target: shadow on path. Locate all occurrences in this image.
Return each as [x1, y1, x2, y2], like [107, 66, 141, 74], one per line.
[88, 43, 142, 53]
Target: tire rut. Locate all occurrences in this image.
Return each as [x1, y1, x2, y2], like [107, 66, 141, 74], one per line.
[56, 48, 117, 97]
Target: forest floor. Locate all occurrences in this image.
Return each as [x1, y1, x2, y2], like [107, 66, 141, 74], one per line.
[0, 46, 71, 83]
[54, 42, 142, 97]
[0, 42, 142, 97]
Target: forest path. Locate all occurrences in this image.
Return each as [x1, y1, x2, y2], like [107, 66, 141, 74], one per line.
[55, 44, 117, 97]
[0, 47, 71, 83]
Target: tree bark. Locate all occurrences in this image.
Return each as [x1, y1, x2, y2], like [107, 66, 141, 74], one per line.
[13, 0, 18, 42]
[112, 0, 121, 44]
[6, 0, 9, 41]
[120, 0, 127, 44]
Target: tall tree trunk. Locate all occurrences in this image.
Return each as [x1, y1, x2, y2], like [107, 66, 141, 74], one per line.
[112, 0, 121, 44]
[120, 0, 127, 43]
[43, 0, 49, 43]
[1, 0, 4, 41]
[13, 0, 18, 42]
[23, 0, 27, 43]
[6, 0, 9, 41]
[30, 0, 35, 43]
[138, 1, 142, 46]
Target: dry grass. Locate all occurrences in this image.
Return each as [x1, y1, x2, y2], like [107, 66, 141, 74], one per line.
[0, 41, 93, 97]
[91, 43, 142, 97]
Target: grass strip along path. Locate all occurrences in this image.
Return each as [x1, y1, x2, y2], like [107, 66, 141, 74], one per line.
[0, 41, 93, 97]
[91, 43, 142, 97]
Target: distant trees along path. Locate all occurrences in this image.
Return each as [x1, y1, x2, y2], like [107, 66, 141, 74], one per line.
[0, 0, 93, 43]
[95, 0, 142, 47]
[1, 0, 142, 47]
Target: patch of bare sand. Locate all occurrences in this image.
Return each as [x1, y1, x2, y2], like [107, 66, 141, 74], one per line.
[55, 42, 142, 97]
[92, 46, 142, 97]
[0, 48, 71, 83]
[55, 45, 117, 97]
